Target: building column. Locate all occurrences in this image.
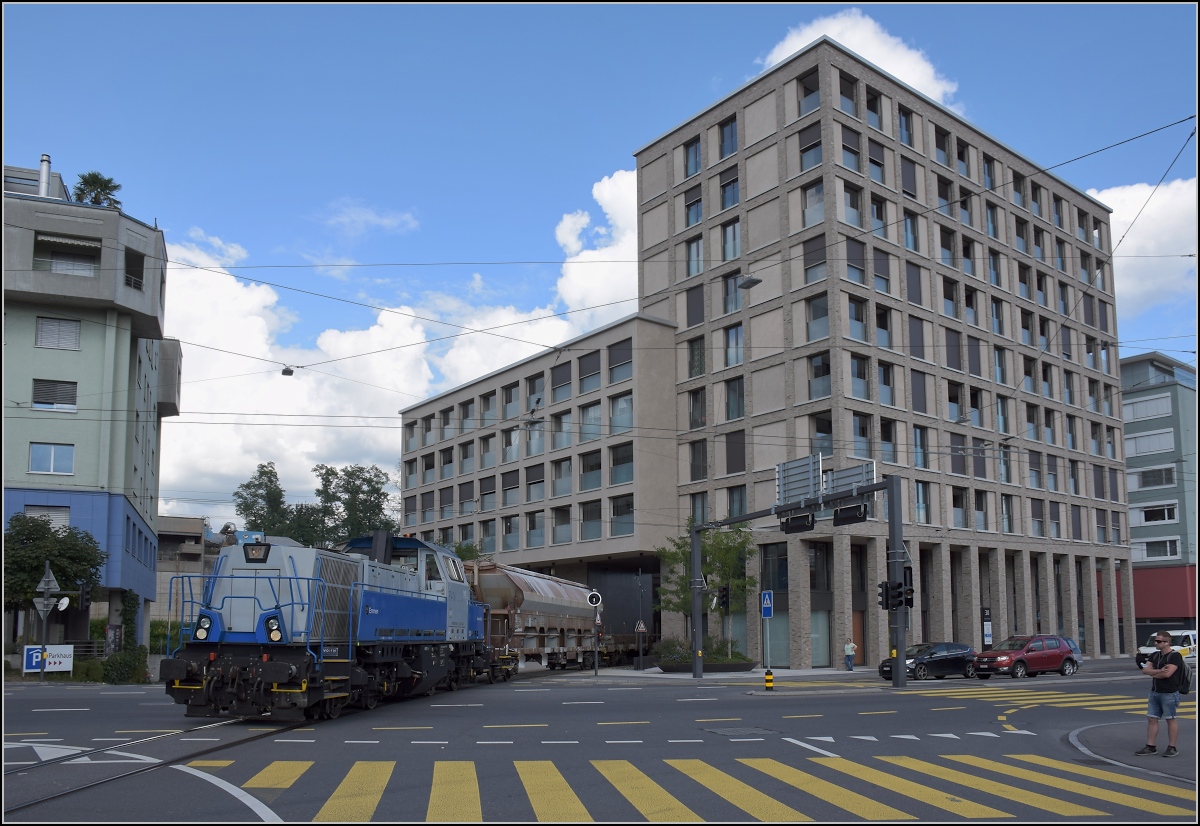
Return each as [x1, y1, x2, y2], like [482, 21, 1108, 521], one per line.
[956, 545, 982, 650]
[926, 542, 953, 643]
[867, 537, 889, 665]
[1011, 548, 1033, 636]
[1035, 550, 1056, 636]
[1119, 559, 1138, 657]
[985, 547, 1009, 642]
[1080, 556, 1101, 659]
[832, 533, 853, 669]
[1058, 552, 1079, 641]
[1101, 555, 1119, 657]
[745, 552, 762, 669]
[788, 537, 811, 668]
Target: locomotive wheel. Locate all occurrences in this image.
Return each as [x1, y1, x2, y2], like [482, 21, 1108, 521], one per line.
[448, 673, 460, 691]
[363, 692, 379, 710]
[324, 700, 344, 719]
[486, 669, 495, 685]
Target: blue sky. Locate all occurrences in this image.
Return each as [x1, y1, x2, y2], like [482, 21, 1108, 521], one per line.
[4, 4, 1196, 526]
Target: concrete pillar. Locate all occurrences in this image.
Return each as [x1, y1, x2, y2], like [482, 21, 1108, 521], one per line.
[1011, 548, 1034, 635]
[1080, 556, 1101, 659]
[1058, 552, 1079, 641]
[985, 547, 1009, 642]
[1101, 556, 1119, 657]
[832, 533, 853, 669]
[927, 541, 953, 642]
[1120, 559, 1138, 657]
[1035, 550, 1056, 636]
[867, 536, 889, 665]
[908, 545, 923, 643]
[956, 545, 983, 650]
[745, 551, 762, 668]
[788, 537, 811, 668]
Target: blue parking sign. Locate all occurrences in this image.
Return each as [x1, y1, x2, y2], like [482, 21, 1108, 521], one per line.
[761, 590, 773, 619]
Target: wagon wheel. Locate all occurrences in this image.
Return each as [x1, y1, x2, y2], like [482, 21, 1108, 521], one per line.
[324, 700, 343, 719]
[363, 692, 379, 710]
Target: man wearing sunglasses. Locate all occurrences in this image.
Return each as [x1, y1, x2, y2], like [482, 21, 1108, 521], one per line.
[1136, 632, 1183, 757]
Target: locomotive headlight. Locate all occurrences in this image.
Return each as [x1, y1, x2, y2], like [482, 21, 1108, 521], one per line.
[266, 617, 280, 631]
[198, 615, 212, 630]
[194, 627, 208, 640]
[266, 616, 283, 642]
[268, 629, 282, 642]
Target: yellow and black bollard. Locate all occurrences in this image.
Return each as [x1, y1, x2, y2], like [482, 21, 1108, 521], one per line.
[764, 669, 774, 691]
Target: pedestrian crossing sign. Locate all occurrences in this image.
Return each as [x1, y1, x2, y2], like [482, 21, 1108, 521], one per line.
[761, 590, 773, 618]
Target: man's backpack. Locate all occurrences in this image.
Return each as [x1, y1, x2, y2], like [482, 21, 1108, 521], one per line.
[1161, 650, 1192, 695]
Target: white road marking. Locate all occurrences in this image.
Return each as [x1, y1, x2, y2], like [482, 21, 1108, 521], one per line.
[32, 708, 89, 712]
[849, 736, 878, 741]
[173, 765, 281, 822]
[477, 741, 513, 744]
[784, 737, 838, 757]
[606, 740, 643, 744]
[968, 731, 1000, 737]
[514, 689, 551, 692]
[412, 741, 449, 744]
[274, 739, 315, 743]
[92, 738, 132, 742]
[101, 692, 146, 695]
[678, 698, 718, 702]
[669, 739, 704, 743]
[542, 740, 579, 744]
[730, 738, 764, 742]
[1003, 729, 1037, 735]
[563, 701, 604, 705]
[179, 738, 220, 742]
[430, 704, 483, 707]
[928, 734, 960, 739]
[345, 740, 380, 744]
[891, 735, 920, 740]
[20, 739, 63, 742]
[807, 736, 835, 742]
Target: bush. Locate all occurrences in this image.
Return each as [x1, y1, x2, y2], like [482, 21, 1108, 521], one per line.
[75, 658, 105, 682]
[652, 637, 691, 665]
[90, 619, 106, 641]
[102, 645, 149, 684]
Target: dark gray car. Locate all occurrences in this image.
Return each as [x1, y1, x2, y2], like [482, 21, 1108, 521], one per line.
[879, 642, 977, 681]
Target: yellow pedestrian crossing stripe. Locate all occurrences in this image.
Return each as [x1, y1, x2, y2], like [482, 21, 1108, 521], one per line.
[190, 752, 1196, 821]
[901, 686, 1197, 717]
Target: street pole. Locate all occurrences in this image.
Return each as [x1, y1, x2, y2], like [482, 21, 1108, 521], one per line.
[593, 607, 599, 677]
[886, 474, 907, 689]
[636, 568, 643, 672]
[40, 561, 50, 684]
[690, 521, 703, 679]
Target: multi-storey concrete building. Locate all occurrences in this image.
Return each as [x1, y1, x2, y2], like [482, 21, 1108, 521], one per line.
[3, 155, 181, 646]
[1120, 352, 1197, 638]
[398, 315, 676, 636]
[633, 36, 1135, 666]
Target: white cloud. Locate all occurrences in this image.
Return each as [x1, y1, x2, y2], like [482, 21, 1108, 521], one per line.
[1089, 178, 1198, 317]
[160, 230, 433, 529]
[759, 8, 962, 111]
[324, 197, 419, 237]
[300, 250, 359, 281]
[555, 210, 591, 256]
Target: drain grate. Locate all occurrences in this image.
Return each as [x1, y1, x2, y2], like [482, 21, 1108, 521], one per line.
[705, 727, 778, 737]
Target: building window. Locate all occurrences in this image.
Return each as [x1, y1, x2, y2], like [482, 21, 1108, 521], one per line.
[901, 157, 919, 199]
[580, 450, 602, 491]
[843, 185, 862, 227]
[937, 177, 954, 216]
[802, 181, 824, 227]
[579, 401, 601, 442]
[915, 481, 931, 524]
[799, 70, 820, 116]
[809, 352, 831, 399]
[961, 237, 975, 277]
[30, 379, 78, 412]
[871, 197, 887, 238]
[610, 495, 634, 536]
[898, 106, 915, 147]
[723, 273, 743, 315]
[439, 447, 454, 480]
[852, 413, 871, 458]
[681, 388, 707, 435]
[812, 412, 834, 457]
[847, 296, 867, 341]
[724, 324, 743, 367]
[34, 240, 100, 277]
[526, 466, 545, 502]
[552, 507, 572, 544]
[685, 185, 702, 228]
[879, 363, 895, 406]
[956, 140, 971, 178]
[34, 317, 82, 350]
[502, 383, 520, 420]
[865, 88, 883, 130]
[1011, 172, 1026, 208]
[552, 411, 572, 450]
[719, 116, 737, 158]
[502, 428, 520, 463]
[850, 354, 871, 400]
[974, 491, 989, 530]
[1000, 495, 1015, 534]
[691, 491, 709, 524]
[502, 515, 520, 551]
[551, 458, 572, 497]
[610, 442, 633, 485]
[689, 439, 708, 482]
[684, 138, 701, 178]
[841, 125, 860, 172]
[727, 485, 747, 521]
[721, 219, 741, 260]
[880, 418, 898, 463]
[725, 376, 745, 420]
[991, 298, 1005, 335]
[610, 392, 633, 434]
[460, 400, 476, 432]
[687, 237, 703, 277]
[845, 239, 865, 284]
[480, 434, 496, 469]
[953, 488, 969, 528]
[29, 443, 74, 475]
[526, 421, 544, 457]
[720, 173, 739, 211]
[687, 337, 705, 378]
[608, 338, 632, 383]
[839, 73, 857, 116]
[551, 362, 572, 403]
[868, 140, 885, 184]
[940, 228, 955, 267]
[904, 211, 919, 251]
[934, 128, 950, 166]
[876, 307, 892, 348]
[799, 122, 821, 172]
[804, 235, 827, 283]
[526, 511, 545, 548]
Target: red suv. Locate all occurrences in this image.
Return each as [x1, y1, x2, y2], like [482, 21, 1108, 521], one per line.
[973, 635, 1079, 679]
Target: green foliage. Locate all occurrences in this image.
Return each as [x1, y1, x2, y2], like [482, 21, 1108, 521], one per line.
[120, 590, 140, 652]
[653, 635, 751, 666]
[3, 513, 107, 613]
[76, 658, 105, 682]
[72, 171, 122, 209]
[90, 619, 106, 641]
[233, 462, 292, 536]
[653, 519, 758, 619]
[102, 646, 148, 684]
[149, 620, 170, 654]
[453, 541, 482, 561]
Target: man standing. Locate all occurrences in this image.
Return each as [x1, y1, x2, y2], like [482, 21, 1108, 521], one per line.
[1136, 631, 1184, 757]
[844, 638, 858, 672]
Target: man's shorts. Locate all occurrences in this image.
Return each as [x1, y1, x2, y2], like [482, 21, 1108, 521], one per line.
[1148, 690, 1180, 719]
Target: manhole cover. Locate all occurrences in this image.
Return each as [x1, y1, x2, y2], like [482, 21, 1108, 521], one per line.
[705, 727, 778, 737]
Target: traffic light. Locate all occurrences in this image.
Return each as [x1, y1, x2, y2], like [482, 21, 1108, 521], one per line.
[877, 581, 889, 610]
[718, 585, 730, 613]
[902, 565, 915, 608]
[887, 581, 905, 610]
[78, 585, 90, 613]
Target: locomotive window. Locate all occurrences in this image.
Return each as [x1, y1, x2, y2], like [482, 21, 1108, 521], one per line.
[243, 543, 271, 563]
[425, 554, 443, 582]
[395, 552, 417, 571]
[444, 556, 465, 583]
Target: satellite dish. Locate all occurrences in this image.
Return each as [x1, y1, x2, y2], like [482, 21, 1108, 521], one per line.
[56, 596, 70, 612]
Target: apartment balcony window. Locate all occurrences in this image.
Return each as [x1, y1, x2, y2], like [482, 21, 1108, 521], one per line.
[847, 297, 868, 341]
[580, 402, 601, 442]
[799, 122, 822, 172]
[688, 387, 707, 430]
[802, 181, 824, 227]
[969, 388, 983, 426]
[34, 243, 99, 278]
[947, 382, 964, 422]
[459, 481, 475, 515]
[1034, 229, 1045, 262]
[420, 492, 435, 524]
[422, 454, 435, 485]
[1011, 173, 1026, 208]
[986, 204, 999, 239]
[685, 186, 702, 228]
[843, 186, 862, 228]
[719, 116, 737, 158]
[459, 442, 475, 474]
[1029, 451, 1043, 489]
[689, 439, 708, 482]
[480, 392, 497, 427]
[880, 419, 898, 463]
[1037, 273, 1048, 307]
[961, 238, 975, 277]
[439, 448, 454, 480]
[691, 492, 709, 524]
[480, 434, 496, 469]
[480, 520, 496, 553]
[580, 450, 602, 492]
[610, 495, 634, 537]
[610, 392, 632, 434]
[404, 424, 418, 454]
[813, 412, 833, 458]
[526, 511, 545, 548]
[721, 175, 739, 210]
[799, 70, 820, 116]
[1026, 404, 1041, 441]
[915, 481, 931, 525]
[501, 516, 519, 551]
[725, 376, 744, 420]
[727, 485, 747, 522]
[552, 458, 572, 497]
[687, 337, 705, 378]
[609, 338, 633, 383]
[912, 426, 929, 469]
[404, 459, 418, 490]
[552, 411, 572, 450]
[953, 488, 969, 528]
[1066, 415, 1078, 450]
[999, 446, 1013, 484]
[866, 88, 882, 130]
[724, 324, 743, 367]
[502, 473, 521, 507]
[871, 197, 886, 238]
[991, 298, 1005, 335]
[526, 469, 545, 503]
[502, 428, 520, 463]
[842, 126, 860, 172]
[579, 351, 601, 394]
[526, 421, 544, 457]
[722, 220, 741, 260]
[551, 363, 572, 404]
[1000, 495, 1015, 534]
[868, 140, 885, 184]
[1018, 266, 1031, 300]
[839, 74, 857, 116]
[1031, 500, 1045, 538]
[975, 492, 989, 530]
[809, 353, 831, 399]
[502, 383, 519, 420]
[940, 228, 955, 267]
[994, 347, 1008, 385]
[996, 395, 1010, 434]
[610, 443, 633, 485]
[684, 138, 701, 178]
[479, 476, 497, 512]
[1044, 409, 1057, 445]
[898, 106, 914, 147]
[852, 413, 871, 459]
[1031, 184, 1044, 219]
[876, 307, 892, 348]
[935, 128, 950, 166]
[850, 355, 871, 400]
[460, 400, 476, 433]
[687, 237, 703, 277]
[552, 507, 572, 545]
[723, 273, 743, 314]
[580, 501, 602, 541]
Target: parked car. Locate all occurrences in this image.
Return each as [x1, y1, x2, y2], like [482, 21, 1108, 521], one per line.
[1134, 630, 1197, 669]
[1063, 637, 1084, 672]
[974, 634, 1079, 679]
[879, 642, 977, 681]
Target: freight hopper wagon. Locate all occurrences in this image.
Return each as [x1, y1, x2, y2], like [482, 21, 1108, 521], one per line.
[160, 534, 491, 720]
[466, 561, 603, 670]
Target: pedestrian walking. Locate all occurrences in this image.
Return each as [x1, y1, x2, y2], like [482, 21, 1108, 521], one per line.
[1136, 631, 1184, 757]
[844, 638, 857, 672]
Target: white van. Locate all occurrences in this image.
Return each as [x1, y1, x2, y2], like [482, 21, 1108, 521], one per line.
[1135, 629, 1197, 668]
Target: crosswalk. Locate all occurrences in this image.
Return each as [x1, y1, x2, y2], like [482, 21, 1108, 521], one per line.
[184, 752, 1197, 822]
[898, 685, 1198, 718]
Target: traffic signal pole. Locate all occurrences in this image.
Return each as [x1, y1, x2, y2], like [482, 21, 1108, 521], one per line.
[690, 473, 907, 682]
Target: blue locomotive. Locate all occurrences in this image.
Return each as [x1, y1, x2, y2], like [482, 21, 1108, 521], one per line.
[160, 532, 508, 719]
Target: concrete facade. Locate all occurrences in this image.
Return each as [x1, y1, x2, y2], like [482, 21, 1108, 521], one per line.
[1120, 352, 1197, 638]
[3, 158, 181, 647]
[633, 37, 1135, 666]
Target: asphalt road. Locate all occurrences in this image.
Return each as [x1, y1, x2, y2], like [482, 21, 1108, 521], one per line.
[4, 664, 1196, 822]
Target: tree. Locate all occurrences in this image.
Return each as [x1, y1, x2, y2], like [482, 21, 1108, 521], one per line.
[4, 513, 107, 613]
[453, 541, 482, 561]
[283, 503, 328, 548]
[312, 463, 396, 543]
[72, 171, 123, 209]
[232, 462, 291, 535]
[654, 519, 757, 654]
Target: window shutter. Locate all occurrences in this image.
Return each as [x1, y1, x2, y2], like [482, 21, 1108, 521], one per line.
[525, 464, 545, 483]
[32, 379, 78, 407]
[35, 318, 81, 350]
[24, 505, 70, 529]
[725, 430, 746, 474]
[578, 351, 600, 377]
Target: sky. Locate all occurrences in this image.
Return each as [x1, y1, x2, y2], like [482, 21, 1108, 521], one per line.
[4, 4, 1197, 530]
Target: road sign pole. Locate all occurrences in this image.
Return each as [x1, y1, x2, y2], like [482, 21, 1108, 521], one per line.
[690, 522, 703, 679]
[594, 608, 600, 677]
[40, 561, 51, 684]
